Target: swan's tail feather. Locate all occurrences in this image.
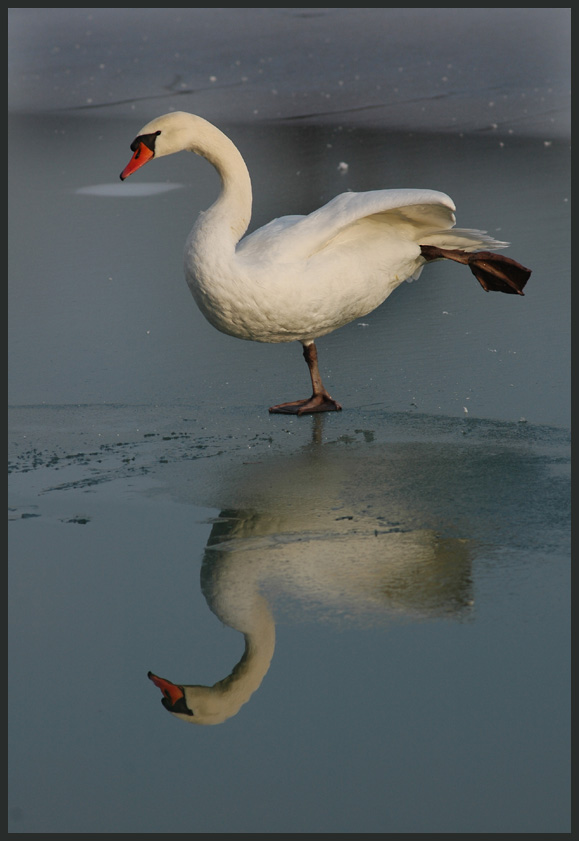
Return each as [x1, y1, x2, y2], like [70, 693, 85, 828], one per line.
[419, 228, 509, 252]
[421, 244, 531, 296]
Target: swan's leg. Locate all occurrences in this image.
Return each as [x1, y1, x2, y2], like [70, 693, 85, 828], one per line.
[420, 245, 531, 295]
[269, 342, 342, 415]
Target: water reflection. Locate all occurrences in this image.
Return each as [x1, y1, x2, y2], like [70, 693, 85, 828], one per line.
[149, 419, 475, 725]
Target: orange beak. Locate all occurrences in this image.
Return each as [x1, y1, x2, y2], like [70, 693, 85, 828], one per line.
[120, 141, 155, 180]
[148, 671, 185, 706]
[148, 671, 193, 717]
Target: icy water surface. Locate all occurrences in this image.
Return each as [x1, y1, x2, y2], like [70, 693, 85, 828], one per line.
[8, 405, 570, 832]
[9, 8, 570, 834]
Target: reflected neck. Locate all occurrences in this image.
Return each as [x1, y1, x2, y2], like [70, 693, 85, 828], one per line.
[213, 596, 276, 703]
[182, 595, 276, 724]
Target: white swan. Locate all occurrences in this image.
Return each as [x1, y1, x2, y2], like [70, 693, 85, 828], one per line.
[120, 111, 531, 414]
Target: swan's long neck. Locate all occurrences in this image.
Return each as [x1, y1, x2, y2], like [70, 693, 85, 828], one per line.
[189, 122, 253, 246]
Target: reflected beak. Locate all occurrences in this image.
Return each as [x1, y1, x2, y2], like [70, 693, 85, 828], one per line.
[120, 141, 154, 180]
[148, 671, 194, 716]
[148, 671, 184, 705]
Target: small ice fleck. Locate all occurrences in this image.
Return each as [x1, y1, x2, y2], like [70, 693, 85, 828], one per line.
[337, 162, 349, 174]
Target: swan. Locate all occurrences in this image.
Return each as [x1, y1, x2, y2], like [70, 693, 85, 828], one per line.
[120, 111, 531, 414]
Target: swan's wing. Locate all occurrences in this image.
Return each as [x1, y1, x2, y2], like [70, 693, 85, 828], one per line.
[238, 215, 307, 255]
[237, 189, 457, 261]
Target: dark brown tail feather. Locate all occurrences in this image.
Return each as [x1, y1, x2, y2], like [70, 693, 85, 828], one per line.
[420, 245, 531, 296]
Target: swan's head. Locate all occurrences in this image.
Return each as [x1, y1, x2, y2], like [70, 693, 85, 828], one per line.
[120, 112, 218, 181]
[148, 671, 244, 726]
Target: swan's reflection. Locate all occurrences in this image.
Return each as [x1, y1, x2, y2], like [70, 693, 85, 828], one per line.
[149, 424, 474, 724]
[149, 527, 276, 725]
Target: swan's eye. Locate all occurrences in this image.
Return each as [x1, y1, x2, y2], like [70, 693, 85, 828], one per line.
[130, 131, 161, 155]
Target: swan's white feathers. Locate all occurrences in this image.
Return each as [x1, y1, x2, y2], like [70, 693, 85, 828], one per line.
[238, 189, 457, 264]
[125, 112, 515, 346]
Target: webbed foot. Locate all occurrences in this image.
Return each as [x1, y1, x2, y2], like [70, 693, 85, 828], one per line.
[269, 394, 342, 415]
